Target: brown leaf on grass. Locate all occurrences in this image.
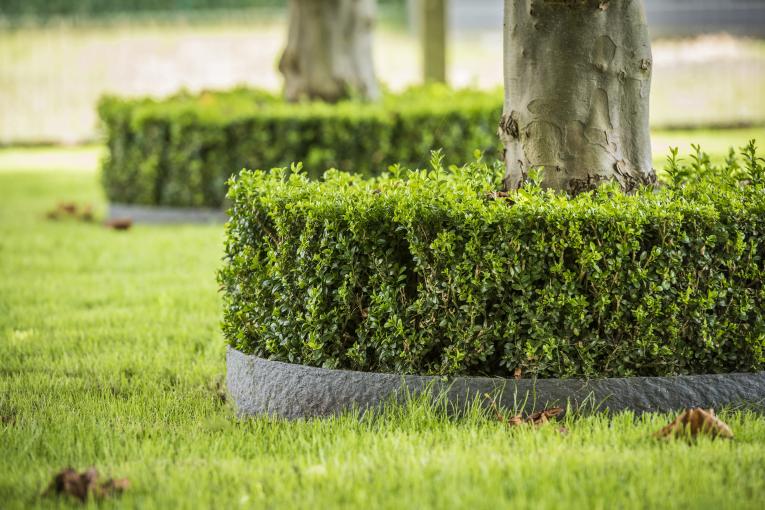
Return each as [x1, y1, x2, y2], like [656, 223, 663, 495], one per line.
[526, 407, 564, 426]
[1, 411, 16, 425]
[105, 218, 133, 231]
[654, 408, 734, 440]
[43, 468, 129, 502]
[44, 467, 98, 502]
[100, 477, 130, 496]
[208, 375, 228, 404]
[58, 202, 78, 215]
[484, 394, 563, 428]
[80, 204, 94, 222]
[46, 202, 95, 222]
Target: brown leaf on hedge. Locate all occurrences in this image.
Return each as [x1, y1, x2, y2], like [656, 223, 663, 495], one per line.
[654, 408, 734, 440]
[486, 191, 515, 205]
[513, 367, 522, 380]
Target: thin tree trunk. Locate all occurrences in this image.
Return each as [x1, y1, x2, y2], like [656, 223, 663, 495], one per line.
[422, 0, 447, 83]
[500, 0, 657, 194]
[279, 0, 379, 103]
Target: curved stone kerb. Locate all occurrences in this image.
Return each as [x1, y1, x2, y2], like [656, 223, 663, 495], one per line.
[108, 203, 227, 224]
[226, 347, 765, 419]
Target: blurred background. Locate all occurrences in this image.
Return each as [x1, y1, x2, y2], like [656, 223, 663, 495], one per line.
[1, 0, 764, 146]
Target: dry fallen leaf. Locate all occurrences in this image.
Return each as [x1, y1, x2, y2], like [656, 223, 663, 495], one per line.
[105, 218, 133, 231]
[44, 467, 129, 502]
[46, 202, 96, 223]
[654, 408, 734, 440]
[44, 467, 98, 502]
[80, 204, 94, 222]
[208, 375, 228, 404]
[526, 407, 564, 426]
[486, 191, 515, 205]
[513, 367, 522, 380]
[485, 394, 563, 428]
[57, 202, 78, 215]
[100, 477, 131, 496]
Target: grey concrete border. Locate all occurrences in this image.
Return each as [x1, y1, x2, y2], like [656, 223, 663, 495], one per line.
[108, 203, 227, 224]
[227, 347, 765, 419]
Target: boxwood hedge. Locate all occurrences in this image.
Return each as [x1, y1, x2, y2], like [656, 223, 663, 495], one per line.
[98, 86, 501, 208]
[219, 143, 765, 379]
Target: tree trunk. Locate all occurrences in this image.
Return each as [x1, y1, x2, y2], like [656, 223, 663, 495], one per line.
[279, 0, 379, 103]
[500, 0, 657, 194]
[422, 0, 447, 83]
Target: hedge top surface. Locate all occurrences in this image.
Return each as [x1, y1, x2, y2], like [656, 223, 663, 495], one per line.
[98, 85, 503, 208]
[219, 143, 765, 379]
[99, 85, 502, 127]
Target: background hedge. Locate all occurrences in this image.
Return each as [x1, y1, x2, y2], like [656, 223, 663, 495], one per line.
[0, 0, 404, 19]
[98, 86, 502, 208]
[219, 144, 765, 379]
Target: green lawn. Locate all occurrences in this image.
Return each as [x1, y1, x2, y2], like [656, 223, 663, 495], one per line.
[2, 136, 765, 509]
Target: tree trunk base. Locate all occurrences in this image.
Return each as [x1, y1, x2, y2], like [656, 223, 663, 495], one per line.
[279, 0, 379, 103]
[501, 0, 657, 194]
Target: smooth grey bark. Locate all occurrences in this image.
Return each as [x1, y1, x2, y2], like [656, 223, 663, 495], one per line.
[500, 0, 657, 194]
[279, 0, 379, 102]
[422, 0, 447, 83]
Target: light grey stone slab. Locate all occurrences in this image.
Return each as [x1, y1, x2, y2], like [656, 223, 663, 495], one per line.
[227, 347, 765, 419]
[108, 203, 227, 224]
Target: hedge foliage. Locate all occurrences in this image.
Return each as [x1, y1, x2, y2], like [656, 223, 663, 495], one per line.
[0, 0, 403, 19]
[98, 86, 502, 208]
[219, 143, 765, 379]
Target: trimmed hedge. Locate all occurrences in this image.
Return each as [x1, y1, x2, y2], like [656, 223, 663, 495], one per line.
[0, 1, 403, 19]
[219, 143, 765, 379]
[98, 86, 502, 208]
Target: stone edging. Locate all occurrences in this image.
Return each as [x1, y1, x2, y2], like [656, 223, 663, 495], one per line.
[226, 347, 765, 419]
[108, 203, 227, 224]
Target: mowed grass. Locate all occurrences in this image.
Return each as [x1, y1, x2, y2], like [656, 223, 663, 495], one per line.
[2, 138, 765, 509]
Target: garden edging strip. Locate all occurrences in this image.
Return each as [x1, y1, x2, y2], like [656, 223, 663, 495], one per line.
[226, 347, 765, 419]
[108, 203, 227, 224]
